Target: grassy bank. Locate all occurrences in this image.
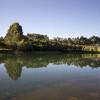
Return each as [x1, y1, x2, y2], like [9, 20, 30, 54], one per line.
[0, 45, 100, 54]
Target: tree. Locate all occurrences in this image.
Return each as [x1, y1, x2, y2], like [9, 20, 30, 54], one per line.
[5, 22, 23, 44]
[0, 37, 6, 48]
[89, 36, 100, 45]
[27, 33, 49, 41]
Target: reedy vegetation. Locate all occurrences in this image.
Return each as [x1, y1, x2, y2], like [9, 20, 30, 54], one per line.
[0, 22, 100, 53]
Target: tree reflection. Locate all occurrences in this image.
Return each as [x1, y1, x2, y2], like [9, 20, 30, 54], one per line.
[0, 52, 100, 80]
[4, 57, 22, 80]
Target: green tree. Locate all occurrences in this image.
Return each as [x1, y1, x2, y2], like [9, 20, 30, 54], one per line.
[0, 37, 6, 48]
[89, 36, 100, 45]
[5, 22, 23, 44]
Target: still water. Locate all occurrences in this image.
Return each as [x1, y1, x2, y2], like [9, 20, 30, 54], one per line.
[0, 52, 100, 100]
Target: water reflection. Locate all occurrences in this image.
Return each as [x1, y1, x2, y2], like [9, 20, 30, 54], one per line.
[0, 52, 100, 80]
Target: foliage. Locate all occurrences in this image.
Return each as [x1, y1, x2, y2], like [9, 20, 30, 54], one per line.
[0, 22, 100, 53]
[5, 22, 23, 45]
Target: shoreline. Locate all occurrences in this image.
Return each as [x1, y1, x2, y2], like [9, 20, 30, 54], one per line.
[1, 49, 100, 55]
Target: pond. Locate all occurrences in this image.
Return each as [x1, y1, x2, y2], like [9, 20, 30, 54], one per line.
[0, 52, 100, 100]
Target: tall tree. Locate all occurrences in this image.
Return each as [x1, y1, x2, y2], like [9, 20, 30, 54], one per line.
[5, 22, 23, 44]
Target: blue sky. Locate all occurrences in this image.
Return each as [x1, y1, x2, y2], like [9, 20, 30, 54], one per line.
[0, 0, 100, 38]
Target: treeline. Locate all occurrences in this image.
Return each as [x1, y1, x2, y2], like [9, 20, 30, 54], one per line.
[0, 22, 100, 53]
